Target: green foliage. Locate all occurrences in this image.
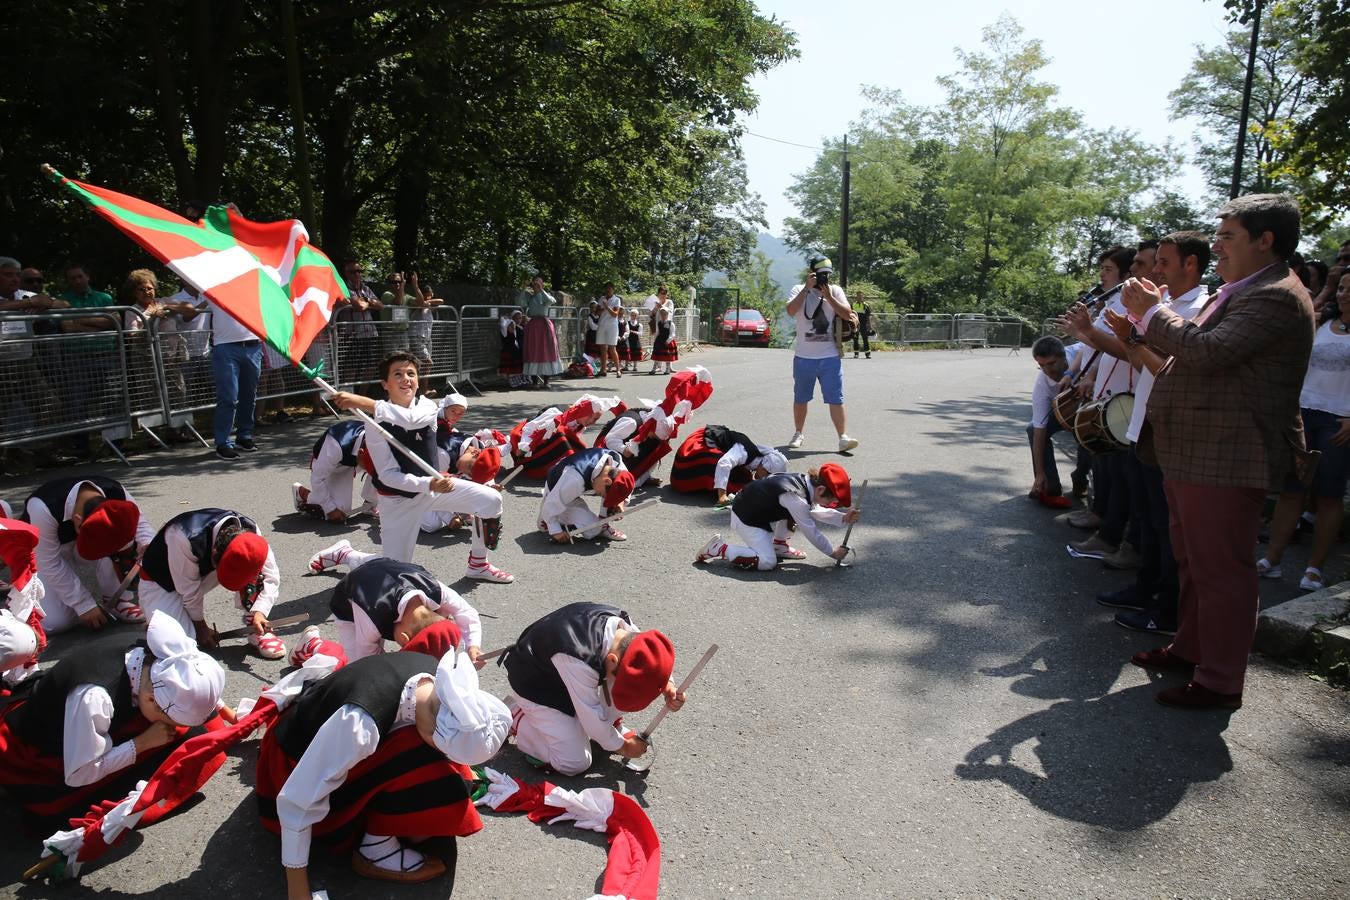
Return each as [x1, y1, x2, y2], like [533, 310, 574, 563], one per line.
[783, 15, 1178, 323]
[1169, 1, 1313, 203]
[1, 0, 795, 295]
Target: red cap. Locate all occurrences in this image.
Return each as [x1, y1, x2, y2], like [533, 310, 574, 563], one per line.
[603, 470, 635, 509]
[402, 618, 463, 659]
[217, 532, 269, 591]
[817, 463, 851, 508]
[0, 519, 40, 590]
[76, 500, 139, 560]
[470, 446, 501, 484]
[611, 630, 674, 712]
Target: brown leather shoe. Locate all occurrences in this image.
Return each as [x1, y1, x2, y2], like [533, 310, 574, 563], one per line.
[1130, 646, 1195, 671]
[351, 849, 446, 884]
[1156, 681, 1242, 710]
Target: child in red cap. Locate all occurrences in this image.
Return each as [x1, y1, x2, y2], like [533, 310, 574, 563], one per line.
[537, 448, 635, 543]
[137, 508, 285, 659]
[500, 602, 684, 774]
[697, 463, 860, 570]
[18, 476, 155, 631]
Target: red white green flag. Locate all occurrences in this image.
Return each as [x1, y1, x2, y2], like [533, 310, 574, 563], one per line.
[44, 166, 346, 373]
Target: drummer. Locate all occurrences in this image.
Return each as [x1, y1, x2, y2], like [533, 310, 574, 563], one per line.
[1060, 242, 1155, 567]
[1026, 336, 1079, 509]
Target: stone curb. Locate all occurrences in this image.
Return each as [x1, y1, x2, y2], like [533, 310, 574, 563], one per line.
[1256, 582, 1350, 667]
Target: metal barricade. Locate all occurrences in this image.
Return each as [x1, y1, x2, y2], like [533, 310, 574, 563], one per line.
[328, 310, 462, 394]
[0, 309, 136, 456]
[986, 317, 1030, 352]
[952, 314, 989, 349]
[871, 313, 903, 343]
[457, 305, 513, 390]
[900, 314, 955, 345]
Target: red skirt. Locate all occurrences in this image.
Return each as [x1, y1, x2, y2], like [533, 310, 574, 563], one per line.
[651, 341, 678, 363]
[522, 317, 563, 376]
[256, 724, 481, 854]
[509, 421, 587, 479]
[0, 701, 181, 836]
[498, 341, 523, 376]
[669, 428, 753, 494]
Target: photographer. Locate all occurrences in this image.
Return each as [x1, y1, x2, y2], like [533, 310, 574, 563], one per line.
[785, 256, 859, 453]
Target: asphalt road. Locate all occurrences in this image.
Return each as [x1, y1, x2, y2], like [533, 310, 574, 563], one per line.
[2, 346, 1347, 899]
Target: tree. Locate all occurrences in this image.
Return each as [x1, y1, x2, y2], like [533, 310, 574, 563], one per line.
[1169, 1, 1313, 203]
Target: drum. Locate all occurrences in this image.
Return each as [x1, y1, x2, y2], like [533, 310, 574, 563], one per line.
[1052, 387, 1084, 431]
[1073, 392, 1135, 453]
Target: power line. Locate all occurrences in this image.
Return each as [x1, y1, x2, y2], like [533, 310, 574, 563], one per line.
[743, 130, 834, 153]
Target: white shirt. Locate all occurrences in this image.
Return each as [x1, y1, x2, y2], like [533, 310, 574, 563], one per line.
[1125, 285, 1209, 442]
[714, 443, 774, 490]
[789, 284, 850, 360]
[275, 672, 429, 868]
[363, 397, 440, 495]
[345, 584, 482, 662]
[551, 614, 630, 752]
[1090, 291, 1135, 400]
[169, 291, 212, 357]
[1299, 320, 1350, 417]
[26, 481, 156, 617]
[61, 647, 145, 787]
[161, 516, 280, 619]
[208, 296, 257, 345]
[777, 487, 846, 555]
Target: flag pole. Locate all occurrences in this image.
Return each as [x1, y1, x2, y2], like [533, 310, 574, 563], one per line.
[310, 375, 445, 480]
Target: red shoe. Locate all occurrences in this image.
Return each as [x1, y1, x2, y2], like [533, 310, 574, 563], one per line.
[1039, 493, 1072, 509]
[1130, 646, 1195, 671]
[1156, 681, 1242, 710]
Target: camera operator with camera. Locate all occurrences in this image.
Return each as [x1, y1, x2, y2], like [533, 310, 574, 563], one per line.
[785, 256, 859, 453]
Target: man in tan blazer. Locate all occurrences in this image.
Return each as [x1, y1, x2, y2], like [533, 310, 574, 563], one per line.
[1115, 194, 1314, 710]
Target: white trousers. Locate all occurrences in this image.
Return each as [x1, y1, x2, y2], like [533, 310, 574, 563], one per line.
[377, 482, 503, 563]
[509, 694, 596, 776]
[308, 453, 376, 516]
[41, 555, 129, 634]
[137, 579, 255, 632]
[537, 497, 602, 539]
[720, 511, 787, 571]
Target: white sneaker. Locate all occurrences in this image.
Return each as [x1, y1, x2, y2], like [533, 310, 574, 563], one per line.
[289, 625, 323, 667]
[600, 524, 627, 541]
[787, 432, 804, 449]
[1256, 558, 1283, 579]
[308, 538, 352, 573]
[291, 482, 306, 512]
[838, 435, 859, 453]
[466, 559, 515, 583]
[696, 534, 726, 563]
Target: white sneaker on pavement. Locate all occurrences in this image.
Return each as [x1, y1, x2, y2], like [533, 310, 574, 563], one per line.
[838, 435, 859, 453]
[787, 432, 804, 449]
[291, 482, 306, 512]
[466, 558, 515, 583]
[696, 534, 727, 563]
[308, 539, 352, 573]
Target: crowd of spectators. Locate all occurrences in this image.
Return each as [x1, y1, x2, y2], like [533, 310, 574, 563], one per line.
[1026, 195, 1346, 710]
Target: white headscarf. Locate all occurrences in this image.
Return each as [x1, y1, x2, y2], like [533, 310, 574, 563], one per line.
[758, 448, 788, 475]
[432, 651, 511, 765]
[440, 393, 469, 412]
[0, 609, 37, 673]
[146, 611, 225, 726]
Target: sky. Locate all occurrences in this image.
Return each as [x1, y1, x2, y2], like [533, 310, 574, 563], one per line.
[740, 0, 1237, 236]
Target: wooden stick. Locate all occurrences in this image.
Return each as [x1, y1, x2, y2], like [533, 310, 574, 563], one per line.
[636, 643, 718, 743]
[312, 376, 442, 479]
[23, 854, 62, 881]
[478, 645, 511, 661]
[212, 612, 310, 642]
[835, 478, 868, 568]
[497, 465, 525, 488]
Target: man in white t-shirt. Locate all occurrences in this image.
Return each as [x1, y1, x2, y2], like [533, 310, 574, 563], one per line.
[1098, 232, 1211, 636]
[1026, 336, 1081, 508]
[786, 256, 859, 453]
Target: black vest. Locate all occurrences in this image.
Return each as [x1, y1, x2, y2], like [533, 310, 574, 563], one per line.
[436, 425, 466, 466]
[370, 420, 438, 498]
[704, 425, 761, 465]
[731, 473, 811, 531]
[594, 410, 645, 450]
[503, 602, 625, 716]
[140, 509, 257, 592]
[314, 420, 365, 467]
[23, 476, 128, 545]
[329, 558, 443, 639]
[545, 447, 619, 492]
[272, 652, 436, 761]
[7, 636, 141, 757]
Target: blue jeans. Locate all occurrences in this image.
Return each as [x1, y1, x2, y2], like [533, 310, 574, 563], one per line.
[212, 340, 262, 448]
